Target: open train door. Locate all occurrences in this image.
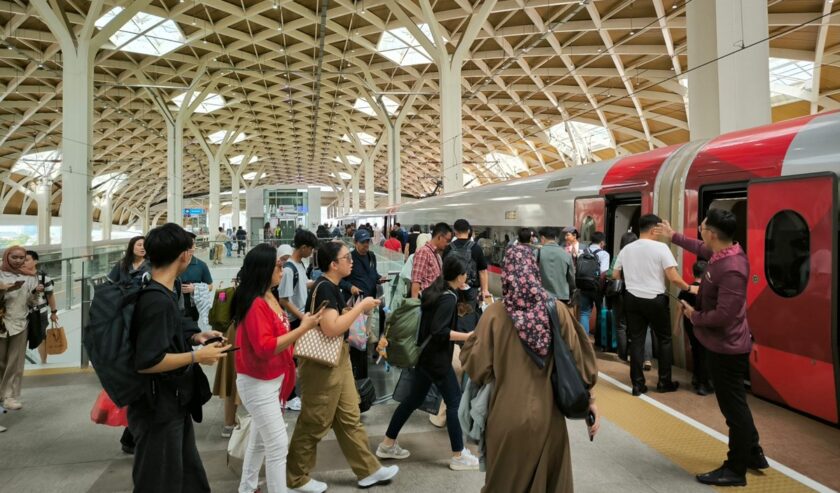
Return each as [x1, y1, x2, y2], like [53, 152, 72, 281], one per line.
[747, 173, 838, 423]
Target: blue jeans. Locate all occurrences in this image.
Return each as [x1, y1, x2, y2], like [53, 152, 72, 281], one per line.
[578, 291, 602, 336]
[386, 367, 463, 452]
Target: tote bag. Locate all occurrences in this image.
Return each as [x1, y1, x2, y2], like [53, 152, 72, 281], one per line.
[293, 281, 343, 367]
[45, 322, 68, 355]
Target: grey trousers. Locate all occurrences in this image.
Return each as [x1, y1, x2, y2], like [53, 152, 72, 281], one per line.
[0, 329, 27, 399]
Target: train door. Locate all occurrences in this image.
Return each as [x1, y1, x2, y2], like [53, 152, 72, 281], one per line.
[574, 197, 606, 244]
[604, 194, 641, 255]
[747, 173, 838, 423]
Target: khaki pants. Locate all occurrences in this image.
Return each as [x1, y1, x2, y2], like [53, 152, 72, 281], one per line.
[0, 329, 27, 400]
[287, 344, 380, 488]
[433, 344, 463, 423]
[213, 245, 224, 264]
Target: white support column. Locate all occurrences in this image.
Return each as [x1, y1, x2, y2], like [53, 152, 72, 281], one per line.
[35, 179, 51, 245]
[364, 157, 375, 210]
[165, 122, 184, 224]
[33, 0, 152, 251]
[142, 208, 151, 235]
[438, 64, 463, 194]
[100, 197, 113, 241]
[208, 155, 220, 232]
[351, 171, 361, 215]
[231, 170, 241, 228]
[687, 0, 770, 139]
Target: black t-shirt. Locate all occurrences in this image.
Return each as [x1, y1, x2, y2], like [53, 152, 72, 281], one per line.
[678, 281, 701, 323]
[130, 281, 201, 421]
[407, 232, 420, 256]
[417, 289, 458, 381]
[443, 239, 489, 288]
[306, 277, 348, 339]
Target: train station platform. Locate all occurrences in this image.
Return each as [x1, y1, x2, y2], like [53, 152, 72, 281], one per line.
[9, 252, 839, 493]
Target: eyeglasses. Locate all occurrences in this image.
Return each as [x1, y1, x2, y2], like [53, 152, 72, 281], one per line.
[338, 253, 353, 263]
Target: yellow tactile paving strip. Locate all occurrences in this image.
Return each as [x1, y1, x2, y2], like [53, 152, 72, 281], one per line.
[595, 378, 817, 493]
[23, 366, 93, 377]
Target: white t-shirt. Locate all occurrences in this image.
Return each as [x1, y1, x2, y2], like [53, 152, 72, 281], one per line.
[614, 239, 677, 299]
[277, 259, 308, 321]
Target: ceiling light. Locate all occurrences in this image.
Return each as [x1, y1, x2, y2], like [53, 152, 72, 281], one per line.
[273, 1, 278, 8]
[630, 31, 635, 35]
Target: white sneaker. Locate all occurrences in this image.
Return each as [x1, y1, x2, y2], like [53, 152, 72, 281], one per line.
[357, 465, 399, 488]
[285, 397, 302, 411]
[2, 398, 22, 411]
[0, 425, 6, 432]
[450, 448, 479, 471]
[289, 478, 327, 493]
[376, 442, 411, 460]
[221, 425, 235, 438]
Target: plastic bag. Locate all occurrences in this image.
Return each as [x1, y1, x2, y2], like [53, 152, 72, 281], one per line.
[90, 389, 128, 427]
[345, 295, 369, 351]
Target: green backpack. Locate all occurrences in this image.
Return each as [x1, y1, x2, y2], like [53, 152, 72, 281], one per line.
[209, 286, 236, 331]
[383, 298, 424, 368]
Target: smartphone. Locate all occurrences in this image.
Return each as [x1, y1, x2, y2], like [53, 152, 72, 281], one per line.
[316, 300, 330, 312]
[585, 411, 596, 442]
[202, 336, 224, 346]
[377, 277, 391, 284]
[13, 280, 25, 287]
[221, 346, 240, 354]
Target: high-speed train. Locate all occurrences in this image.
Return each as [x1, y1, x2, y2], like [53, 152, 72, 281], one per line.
[348, 110, 840, 425]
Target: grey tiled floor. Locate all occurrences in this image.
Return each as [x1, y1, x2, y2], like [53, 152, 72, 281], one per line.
[0, 370, 711, 493]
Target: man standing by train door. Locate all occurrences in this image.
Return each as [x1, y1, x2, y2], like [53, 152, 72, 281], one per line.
[655, 210, 767, 487]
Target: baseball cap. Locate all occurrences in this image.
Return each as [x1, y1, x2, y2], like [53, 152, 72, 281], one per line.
[354, 229, 372, 243]
[277, 244, 294, 259]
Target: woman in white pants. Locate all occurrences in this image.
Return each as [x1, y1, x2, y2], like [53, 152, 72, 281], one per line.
[232, 244, 322, 493]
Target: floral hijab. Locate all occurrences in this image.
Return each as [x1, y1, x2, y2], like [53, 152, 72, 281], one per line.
[502, 244, 551, 363]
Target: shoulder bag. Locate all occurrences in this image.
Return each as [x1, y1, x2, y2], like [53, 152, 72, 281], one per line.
[293, 281, 343, 367]
[546, 297, 590, 419]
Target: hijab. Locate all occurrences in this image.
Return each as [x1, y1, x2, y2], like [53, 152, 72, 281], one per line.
[1, 246, 36, 276]
[502, 244, 551, 365]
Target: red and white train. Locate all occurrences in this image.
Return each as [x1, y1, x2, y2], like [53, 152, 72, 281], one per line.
[353, 110, 840, 424]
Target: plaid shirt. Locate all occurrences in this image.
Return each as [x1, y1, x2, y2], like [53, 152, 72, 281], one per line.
[411, 242, 442, 291]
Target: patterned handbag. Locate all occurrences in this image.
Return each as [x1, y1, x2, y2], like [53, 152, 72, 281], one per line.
[293, 281, 343, 367]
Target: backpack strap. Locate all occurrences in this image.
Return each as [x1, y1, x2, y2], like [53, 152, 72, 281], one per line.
[415, 290, 457, 352]
[283, 261, 299, 289]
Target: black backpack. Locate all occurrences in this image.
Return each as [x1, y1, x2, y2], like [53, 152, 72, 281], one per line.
[575, 247, 603, 293]
[283, 261, 300, 290]
[449, 240, 478, 287]
[83, 279, 162, 407]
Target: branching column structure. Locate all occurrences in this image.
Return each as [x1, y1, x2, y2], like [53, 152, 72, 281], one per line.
[31, 0, 152, 250]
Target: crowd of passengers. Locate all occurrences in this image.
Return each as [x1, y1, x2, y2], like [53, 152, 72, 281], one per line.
[0, 208, 766, 491]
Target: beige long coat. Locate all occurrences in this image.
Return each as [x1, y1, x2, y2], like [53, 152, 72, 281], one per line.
[460, 301, 598, 493]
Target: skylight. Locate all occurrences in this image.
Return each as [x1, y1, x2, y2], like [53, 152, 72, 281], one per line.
[377, 24, 435, 66]
[208, 130, 247, 145]
[171, 92, 226, 114]
[242, 171, 267, 181]
[769, 58, 815, 105]
[330, 171, 353, 180]
[484, 153, 528, 179]
[12, 150, 61, 179]
[546, 121, 612, 165]
[334, 155, 363, 165]
[230, 154, 259, 165]
[92, 172, 128, 194]
[341, 133, 377, 145]
[463, 172, 480, 189]
[94, 7, 186, 56]
[353, 97, 399, 117]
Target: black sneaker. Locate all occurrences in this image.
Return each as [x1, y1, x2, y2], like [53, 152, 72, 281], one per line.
[749, 450, 769, 470]
[121, 443, 135, 455]
[696, 464, 746, 487]
[695, 383, 714, 396]
[632, 385, 648, 396]
[656, 381, 680, 393]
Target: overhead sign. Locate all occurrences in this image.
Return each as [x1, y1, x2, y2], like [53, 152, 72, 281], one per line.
[183, 208, 206, 217]
[296, 205, 309, 213]
[277, 205, 297, 213]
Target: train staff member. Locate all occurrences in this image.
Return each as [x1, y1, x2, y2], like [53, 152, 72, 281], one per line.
[612, 214, 691, 397]
[410, 223, 453, 299]
[655, 211, 767, 487]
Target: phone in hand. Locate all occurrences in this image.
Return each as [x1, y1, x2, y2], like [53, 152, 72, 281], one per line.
[585, 411, 596, 442]
[221, 346, 240, 354]
[377, 277, 391, 284]
[202, 336, 224, 346]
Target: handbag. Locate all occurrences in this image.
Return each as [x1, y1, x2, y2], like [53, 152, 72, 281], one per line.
[45, 321, 68, 355]
[27, 307, 48, 350]
[226, 414, 251, 461]
[293, 281, 343, 367]
[545, 297, 590, 419]
[90, 389, 128, 427]
[392, 368, 442, 414]
[605, 279, 624, 298]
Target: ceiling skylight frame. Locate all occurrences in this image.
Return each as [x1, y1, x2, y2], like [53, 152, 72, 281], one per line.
[12, 150, 62, 179]
[94, 7, 186, 56]
[171, 92, 227, 114]
[230, 154, 259, 165]
[208, 130, 248, 145]
[353, 97, 399, 117]
[376, 24, 435, 66]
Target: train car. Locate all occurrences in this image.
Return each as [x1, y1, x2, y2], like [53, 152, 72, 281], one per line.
[365, 111, 839, 424]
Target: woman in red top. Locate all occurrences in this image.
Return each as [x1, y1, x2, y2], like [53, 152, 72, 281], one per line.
[383, 229, 403, 253]
[233, 244, 322, 493]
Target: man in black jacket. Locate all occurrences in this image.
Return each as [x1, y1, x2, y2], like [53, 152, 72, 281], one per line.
[129, 223, 229, 493]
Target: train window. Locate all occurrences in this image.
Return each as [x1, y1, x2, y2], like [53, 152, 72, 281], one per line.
[765, 210, 810, 298]
[580, 216, 596, 242]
